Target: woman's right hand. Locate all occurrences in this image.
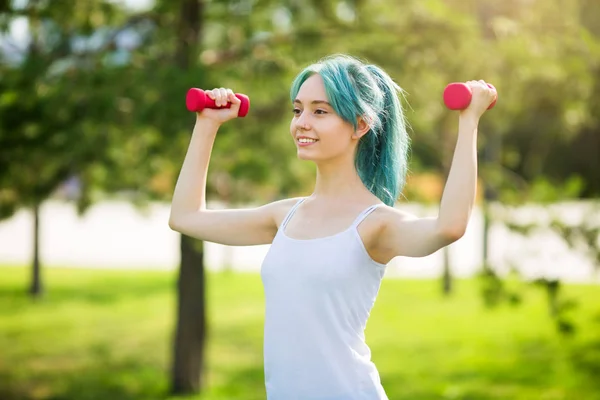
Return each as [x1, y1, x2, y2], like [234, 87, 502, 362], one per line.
[460, 80, 496, 120]
[196, 87, 242, 124]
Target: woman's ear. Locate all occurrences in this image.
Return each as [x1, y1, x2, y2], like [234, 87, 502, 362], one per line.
[352, 116, 371, 139]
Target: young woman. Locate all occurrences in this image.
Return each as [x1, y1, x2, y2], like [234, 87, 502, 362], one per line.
[169, 54, 496, 399]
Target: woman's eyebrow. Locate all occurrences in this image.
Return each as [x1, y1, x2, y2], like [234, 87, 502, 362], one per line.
[293, 99, 332, 106]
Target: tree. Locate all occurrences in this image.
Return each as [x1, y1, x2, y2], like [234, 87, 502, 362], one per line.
[0, 0, 132, 297]
[169, 0, 206, 394]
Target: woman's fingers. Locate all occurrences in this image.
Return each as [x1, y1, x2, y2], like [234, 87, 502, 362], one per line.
[216, 87, 227, 106]
[199, 88, 242, 122]
[205, 88, 241, 106]
[227, 89, 240, 104]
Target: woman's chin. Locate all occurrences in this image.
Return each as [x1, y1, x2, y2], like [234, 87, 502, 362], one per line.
[297, 150, 316, 161]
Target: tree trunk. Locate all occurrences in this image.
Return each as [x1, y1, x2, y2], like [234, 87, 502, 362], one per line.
[171, 234, 207, 394]
[29, 202, 43, 298]
[482, 202, 491, 271]
[482, 133, 501, 272]
[175, 0, 202, 69]
[478, 2, 500, 274]
[442, 247, 452, 296]
[441, 120, 454, 295]
[170, 0, 205, 395]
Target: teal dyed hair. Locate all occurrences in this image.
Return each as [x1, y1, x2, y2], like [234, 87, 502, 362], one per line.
[290, 54, 410, 206]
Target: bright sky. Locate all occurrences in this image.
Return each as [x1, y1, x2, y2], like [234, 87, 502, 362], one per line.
[117, 0, 154, 11]
[6, 0, 155, 46]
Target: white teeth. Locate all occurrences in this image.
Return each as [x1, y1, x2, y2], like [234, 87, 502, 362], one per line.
[298, 138, 317, 143]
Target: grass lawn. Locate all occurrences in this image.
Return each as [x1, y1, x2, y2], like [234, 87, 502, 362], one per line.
[1, 265, 599, 400]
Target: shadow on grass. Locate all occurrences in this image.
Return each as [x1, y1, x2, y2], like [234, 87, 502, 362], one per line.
[380, 337, 600, 400]
[2, 342, 599, 400]
[571, 337, 600, 383]
[0, 361, 267, 400]
[196, 366, 266, 400]
[0, 273, 174, 312]
[0, 356, 169, 400]
[47, 277, 173, 305]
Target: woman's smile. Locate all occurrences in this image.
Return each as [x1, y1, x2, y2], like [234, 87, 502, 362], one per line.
[297, 136, 319, 146]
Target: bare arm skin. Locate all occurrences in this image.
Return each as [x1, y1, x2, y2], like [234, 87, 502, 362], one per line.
[168, 88, 287, 246]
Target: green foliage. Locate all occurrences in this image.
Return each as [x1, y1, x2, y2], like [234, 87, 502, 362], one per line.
[130, 0, 600, 203]
[488, 200, 600, 334]
[550, 205, 600, 273]
[0, 0, 135, 217]
[478, 266, 523, 309]
[498, 175, 586, 205]
[496, 201, 600, 273]
[2, 0, 600, 212]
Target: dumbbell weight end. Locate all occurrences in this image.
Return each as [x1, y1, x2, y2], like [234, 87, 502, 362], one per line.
[443, 83, 497, 111]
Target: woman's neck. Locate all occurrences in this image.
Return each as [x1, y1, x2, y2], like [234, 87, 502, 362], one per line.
[311, 158, 372, 201]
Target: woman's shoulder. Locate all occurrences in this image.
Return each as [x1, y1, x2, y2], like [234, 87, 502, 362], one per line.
[370, 202, 415, 219]
[268, 196, 305, 210]
[368, 203, 422, 237]
[264, 197, 305, 226]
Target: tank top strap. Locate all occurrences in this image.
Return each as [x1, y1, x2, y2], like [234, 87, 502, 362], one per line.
[280, 197, 307, 230]
[350, 203, 384, 229]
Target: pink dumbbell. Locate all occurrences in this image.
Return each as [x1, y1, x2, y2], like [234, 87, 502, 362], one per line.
[443, 82, 497, 110]
[186, 88, 250, 117]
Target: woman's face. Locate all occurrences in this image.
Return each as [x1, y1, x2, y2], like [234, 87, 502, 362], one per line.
[290, 74, 361, 162]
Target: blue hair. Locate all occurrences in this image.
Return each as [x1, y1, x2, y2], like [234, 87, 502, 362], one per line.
[290, 54, 410, 206]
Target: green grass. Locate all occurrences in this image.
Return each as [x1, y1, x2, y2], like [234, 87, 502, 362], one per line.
[1, 265, 599, 400]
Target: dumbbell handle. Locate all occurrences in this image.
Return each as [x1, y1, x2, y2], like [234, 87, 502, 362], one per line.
[443, 83, 497, 110]
[186, 88, 250, 117]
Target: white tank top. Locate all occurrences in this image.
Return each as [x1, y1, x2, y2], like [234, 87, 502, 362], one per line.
[260, 197, 389, 400]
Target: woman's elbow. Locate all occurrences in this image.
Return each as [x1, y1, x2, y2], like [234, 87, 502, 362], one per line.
[440, 226, 466, 243]
[168, 213, 184, 232]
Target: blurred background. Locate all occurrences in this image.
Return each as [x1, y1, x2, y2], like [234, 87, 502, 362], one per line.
[1, 0, 599, 399]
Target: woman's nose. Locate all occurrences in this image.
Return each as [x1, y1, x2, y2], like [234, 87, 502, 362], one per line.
[296, 112, 310, 130]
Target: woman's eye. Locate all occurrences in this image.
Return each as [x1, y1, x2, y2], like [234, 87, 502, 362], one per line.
[315, 109, 327, 115]
[293, 108, 301, 115]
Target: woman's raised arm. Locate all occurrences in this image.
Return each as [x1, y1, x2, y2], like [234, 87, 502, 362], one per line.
[168, 88, 289, 246]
